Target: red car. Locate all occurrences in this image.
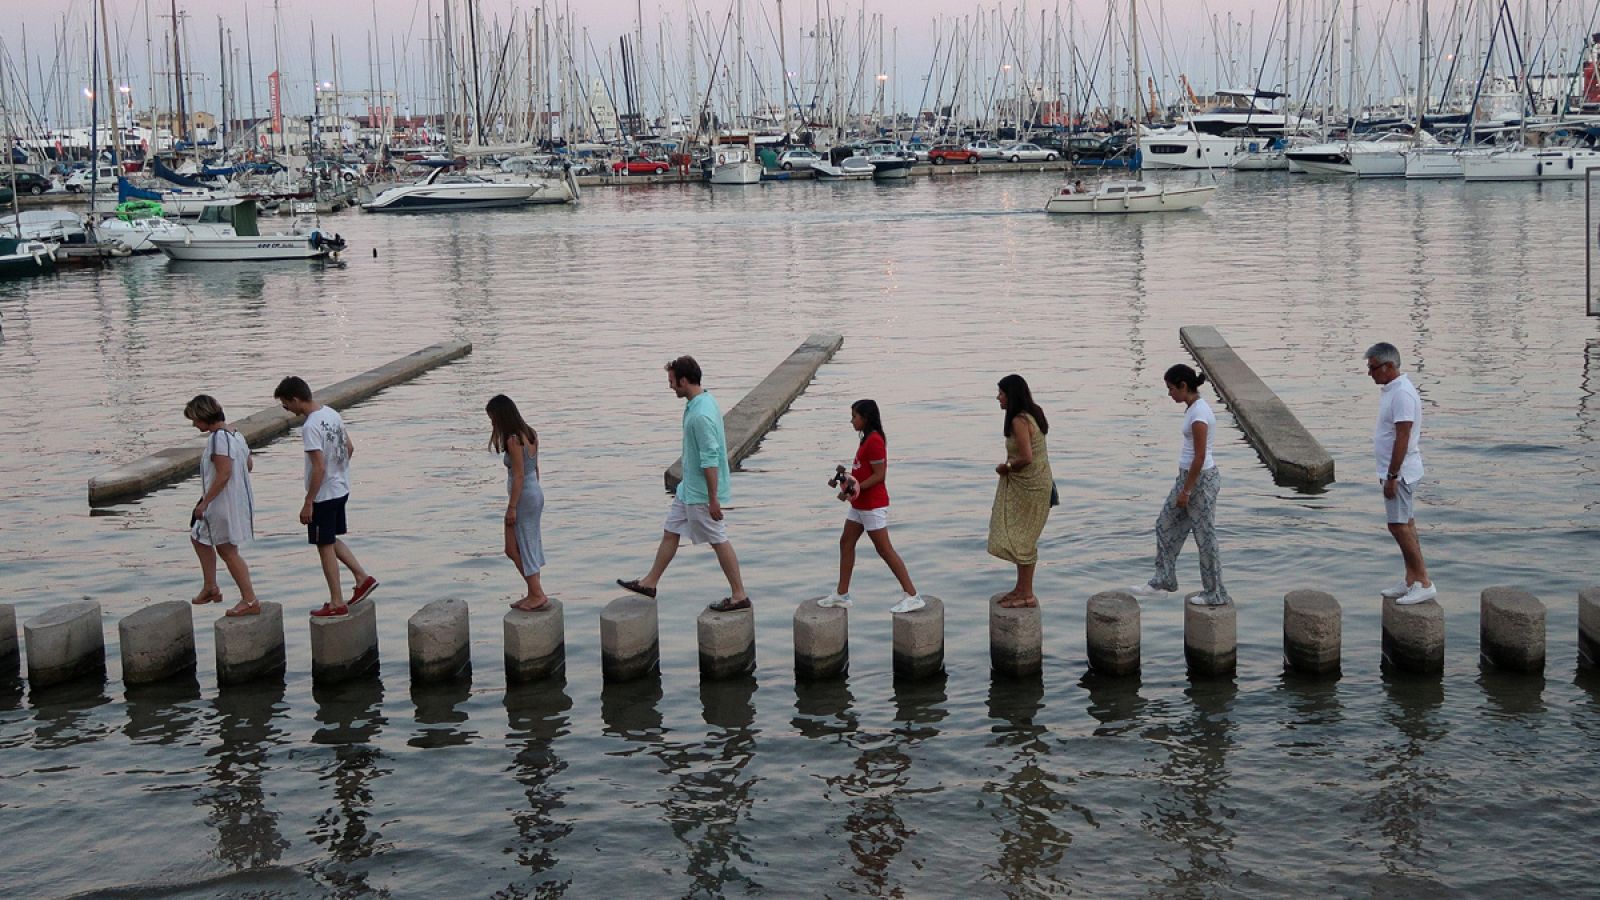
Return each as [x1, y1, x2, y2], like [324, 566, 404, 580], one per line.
[612, 156, 671, 175]
[928, 145, 980, 165]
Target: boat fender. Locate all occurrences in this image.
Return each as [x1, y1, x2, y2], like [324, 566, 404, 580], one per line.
[1536, 162, 1543, 176]
[1196, 146, 1202, 158]
[1569, 156, 1575, 169]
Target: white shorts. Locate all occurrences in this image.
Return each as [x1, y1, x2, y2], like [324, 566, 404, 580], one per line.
[845, 505, 889, 532]
[664, 497, 729, 545]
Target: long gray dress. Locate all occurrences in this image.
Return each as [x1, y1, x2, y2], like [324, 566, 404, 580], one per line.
[504, 444, 545, 575]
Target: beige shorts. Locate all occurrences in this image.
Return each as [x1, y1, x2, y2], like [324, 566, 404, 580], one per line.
[845, 505, 890, 532]
[664, 497, 729, 545]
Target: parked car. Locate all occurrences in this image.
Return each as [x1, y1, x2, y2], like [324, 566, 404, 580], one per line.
[3, 172, 53, 195]
[64, 164, 122, 192]
[611, 156, 670, 175]
[929, 144, 981, 165]
[1001, 142, 1059, 163]
[964, 140, 1006, 159]
[777, 149, 821, 171]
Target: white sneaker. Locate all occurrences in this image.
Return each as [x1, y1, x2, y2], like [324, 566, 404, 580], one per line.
[1187, 592, 1231, 607]
[1380, 580, 1410, 600]
[890, 594, 925, 614]
[1128, 583, 1170, 598]
[818, 591, 853, 609]
[1396, 582, 1437, 605]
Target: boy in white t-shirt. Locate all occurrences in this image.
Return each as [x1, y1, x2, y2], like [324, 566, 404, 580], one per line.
[274, 376, 379, 618]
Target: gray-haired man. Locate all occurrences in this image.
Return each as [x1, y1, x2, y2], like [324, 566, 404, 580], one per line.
[1365, 342, 1436, 605]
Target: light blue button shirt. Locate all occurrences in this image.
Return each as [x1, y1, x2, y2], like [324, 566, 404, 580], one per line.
[677, 391, 731, 504]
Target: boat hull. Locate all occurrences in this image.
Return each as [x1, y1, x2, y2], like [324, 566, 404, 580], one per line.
[362, 183, 538, 211]
[1044, 184, 1216, 214]
[151, 237, 337, 261]
[1462, 149, 1600, 181]
[709, 162, 763, 185]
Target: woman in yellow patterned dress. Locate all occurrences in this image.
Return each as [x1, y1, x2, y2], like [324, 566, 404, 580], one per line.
[987, 374, 1053, 608]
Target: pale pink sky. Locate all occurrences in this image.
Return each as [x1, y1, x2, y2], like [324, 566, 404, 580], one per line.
[3, 0, 1585, 122]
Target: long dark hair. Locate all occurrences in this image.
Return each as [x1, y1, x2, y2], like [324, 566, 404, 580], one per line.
[486, 394, 538, 454]
[851, 398, 885, 444]
[998, 374, 1049, 436]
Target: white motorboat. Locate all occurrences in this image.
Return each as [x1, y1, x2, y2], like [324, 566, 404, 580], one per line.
[1044, 179, 1217, 214]
[525, 166, 582, 204]
[812, 155, 876, 181]
[707, 145, 763, 185]
[0, 237, 57, 279]
[1285, 132, 1421, 177]
[151, 201, 346, 261]
[96, 212, 188, 253]
[1402, 146, 1480, 179]
[867, 148, 916, 179]
[361, 167, 540, 211]
[1461, 146, 1600, 181]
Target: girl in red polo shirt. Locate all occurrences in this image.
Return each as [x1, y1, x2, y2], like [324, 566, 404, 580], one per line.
[821, 399, 923, 613]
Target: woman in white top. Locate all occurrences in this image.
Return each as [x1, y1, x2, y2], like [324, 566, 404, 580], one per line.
[1129, 365, 1232, 607]
[185, 395, 261, 617]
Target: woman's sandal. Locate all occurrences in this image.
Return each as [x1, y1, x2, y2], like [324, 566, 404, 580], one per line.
[192, 586, 223, 606]
[510, 597, 550, 612]
[224, 601, 260, 617]
[616, 578, 657, 599]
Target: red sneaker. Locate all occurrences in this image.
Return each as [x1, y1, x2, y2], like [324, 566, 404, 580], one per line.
[351, 576, 379, 605]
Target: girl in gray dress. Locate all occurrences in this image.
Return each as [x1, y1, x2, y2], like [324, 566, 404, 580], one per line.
[185, 394, 260, 617]
[487, 395, 549, 611]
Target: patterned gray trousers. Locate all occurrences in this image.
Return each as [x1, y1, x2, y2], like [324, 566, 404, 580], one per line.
[1148, 468, 1230, 601]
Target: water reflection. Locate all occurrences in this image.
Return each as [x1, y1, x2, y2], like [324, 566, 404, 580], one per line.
[791, 677, 858, 742]
[307, 678, 392, 896]
[656, 676, 762, 896]
[1477, 668, 1547, 719]
[981, 675, 1083, 894]
[1362, 673, 1449, 875]
[830, 674, 949, 894]
[1272, 671, 1347, 756]
[124, 676, 202, 745]
[409, 677, 477, 749]
[27, 679, 114, 750]
[503, 678, 574, 897]
[1080, 672, 1147, 736]
[1145, 680, 1239, 891]
[599, 675, 666, 747]
[200, 682, 291, 870]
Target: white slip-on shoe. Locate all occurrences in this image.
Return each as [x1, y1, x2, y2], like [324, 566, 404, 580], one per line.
[1380, 580, 1410, 600]
[819, 591, 853, 609]
[1187, 592, 1216, 607]
[1128, 583, 1170, 598]
[890, 594, 926, 614]
[1396, 582, 1437, 605]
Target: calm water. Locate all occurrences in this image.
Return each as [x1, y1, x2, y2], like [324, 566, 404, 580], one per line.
[2, 171, 1599, 896]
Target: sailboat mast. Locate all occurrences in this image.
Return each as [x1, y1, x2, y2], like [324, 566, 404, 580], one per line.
[170, 0, 187, 148]
[1415, 0, 1428, 140]
[1131, 0, 1140, 122]
[778, 0, 789, 136]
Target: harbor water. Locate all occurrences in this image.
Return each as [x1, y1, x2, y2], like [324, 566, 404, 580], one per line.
[2, 171, 1599, 896]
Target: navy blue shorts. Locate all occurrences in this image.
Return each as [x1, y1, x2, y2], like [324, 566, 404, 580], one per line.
[308, 494, 348, 546]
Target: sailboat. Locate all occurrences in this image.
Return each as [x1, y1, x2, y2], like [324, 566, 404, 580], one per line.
[1046, 0, 1216, 215]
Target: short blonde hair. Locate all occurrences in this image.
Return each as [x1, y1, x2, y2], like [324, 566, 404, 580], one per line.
[183, 394, 226, 425]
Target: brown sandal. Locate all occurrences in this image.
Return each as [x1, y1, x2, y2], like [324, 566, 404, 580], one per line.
[224, 601, 260, 617]
[616, 578, 657, 599]
[707, 596, 752, 613]
[192, 586, 223, 606]
[510, 597, 550, 612]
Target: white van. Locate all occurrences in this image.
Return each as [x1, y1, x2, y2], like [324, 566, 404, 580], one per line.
[64, 164, 122, 192]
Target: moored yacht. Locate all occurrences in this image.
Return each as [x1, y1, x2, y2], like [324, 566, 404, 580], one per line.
[1461, 146, 1600, 181]
[1044, 178, 1216, 214]
[151, 200, 346, 261]
[361, 167, 540, 212]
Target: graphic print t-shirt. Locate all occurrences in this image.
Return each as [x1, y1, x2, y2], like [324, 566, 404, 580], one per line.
[851, 431, 890, 510]
[302, 406, 351, 502]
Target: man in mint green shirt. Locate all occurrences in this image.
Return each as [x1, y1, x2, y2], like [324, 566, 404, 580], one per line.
[617, 355, 752, 612]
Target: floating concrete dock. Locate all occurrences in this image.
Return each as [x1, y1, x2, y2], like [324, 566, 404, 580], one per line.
[1179, 326, 1335, 487]
[697, 605, 756, 679]
[600, 595, 660, 683]
[892, 595, 945, 680]
[1184, 595, 1237, 677]
[989, 593, 1042, 677]
[88, 340, 473, 505]
[664, 333, 844, 492]
[310, 599, 380, 685]
[1382, 596, 1444, 674]
[215, 602, 286, 686]
[1581, 587, 1600, 668]
[23, 601, 105, 688]
[0, 604, 17, 683]
[793, 597, 849, 680]
[408, 598, 471, 683]
[504, 601, 566, 683]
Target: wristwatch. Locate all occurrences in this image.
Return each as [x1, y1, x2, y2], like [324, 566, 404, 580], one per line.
[1386, 473, 1399, 480]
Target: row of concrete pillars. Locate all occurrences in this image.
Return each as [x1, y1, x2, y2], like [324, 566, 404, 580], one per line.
[3, 585, 1594, 693]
